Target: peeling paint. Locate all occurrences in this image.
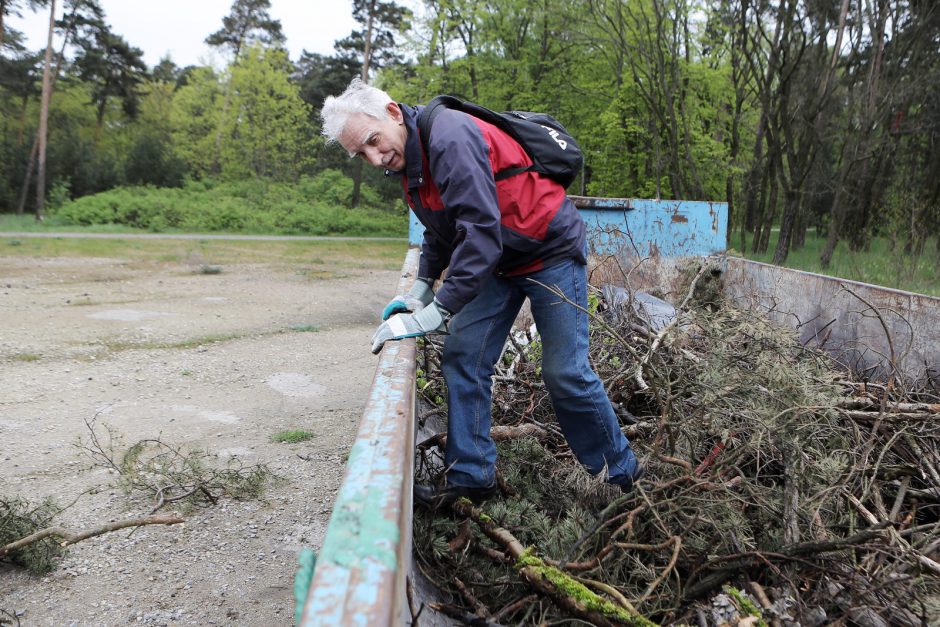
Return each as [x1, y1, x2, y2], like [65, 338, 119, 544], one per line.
[300, 249, 419, 626]
[319, 490, 401, 571]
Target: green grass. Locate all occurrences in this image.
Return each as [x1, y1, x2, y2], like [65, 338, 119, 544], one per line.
[0, 213, 146, 233]
[0, 235, 406, 270]
[736, 229, 940, 297]
[270, 429, 315, 444]
[290, 324, 320, 333]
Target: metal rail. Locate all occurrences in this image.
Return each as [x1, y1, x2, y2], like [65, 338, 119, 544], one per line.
[299, 248, 420, 626]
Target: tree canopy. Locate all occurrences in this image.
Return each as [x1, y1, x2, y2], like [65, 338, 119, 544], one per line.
[0, 0, 937, 267]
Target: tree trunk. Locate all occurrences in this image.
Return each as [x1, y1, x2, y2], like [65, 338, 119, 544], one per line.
[743, 0, 786, 242]
[792, 208, 806, 250]
[741, 115, 766, 235]
[351, 0, 377, 209]
[819, 0, 851, 103]
[35, 0, 56, 221]
[820, 183, 844, 268]
[753, 152, 779, 255]
[0, 0, 6, 50]
[935, 231, 940, 272]
[360, 0, 375, 82]
[772, 189, 799, 265]
[727, 0, 750, 249]
[675, 6, 704, 199]
[94, 96, 108, 146]
[16, 138, 39, 215]
[759, 171, 778, 254]
[17, 2, 76, 216]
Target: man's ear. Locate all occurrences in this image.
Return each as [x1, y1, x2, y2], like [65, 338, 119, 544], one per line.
[386, 101, 403, 124]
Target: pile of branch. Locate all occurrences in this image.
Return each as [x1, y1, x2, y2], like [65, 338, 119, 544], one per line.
[76, 415, 271, 514]
[412, 268, 940, 626]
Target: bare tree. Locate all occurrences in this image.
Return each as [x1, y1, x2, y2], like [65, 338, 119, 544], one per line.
[33, 0, 54, 219]
[16, 0, 104, 215]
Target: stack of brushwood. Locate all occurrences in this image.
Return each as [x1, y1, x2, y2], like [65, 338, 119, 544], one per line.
[412, 266, 940, 627]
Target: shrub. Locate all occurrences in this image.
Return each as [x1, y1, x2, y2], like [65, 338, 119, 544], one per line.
[50, 175, 408, 237]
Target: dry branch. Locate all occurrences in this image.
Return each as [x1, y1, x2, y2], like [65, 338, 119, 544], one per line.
[0, 514, 184, 558]
[413, 270, 940, 625]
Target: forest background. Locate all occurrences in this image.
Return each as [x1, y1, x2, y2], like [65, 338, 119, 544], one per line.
[1, 0, 938, 294]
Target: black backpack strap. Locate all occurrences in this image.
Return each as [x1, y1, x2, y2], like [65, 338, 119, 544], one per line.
[416, 94, 536, 185]
[416, 95, 463, 157]
[411, 96, 460, 211]
[494, 166, 534, 181]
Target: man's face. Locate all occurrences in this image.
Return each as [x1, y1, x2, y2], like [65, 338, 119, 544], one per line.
[338, 102, 408, 171]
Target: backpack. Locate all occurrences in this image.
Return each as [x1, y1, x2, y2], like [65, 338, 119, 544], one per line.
[416, 95, 584, 189]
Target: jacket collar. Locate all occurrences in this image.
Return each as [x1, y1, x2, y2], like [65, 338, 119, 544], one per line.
[386, 103, 425, 192]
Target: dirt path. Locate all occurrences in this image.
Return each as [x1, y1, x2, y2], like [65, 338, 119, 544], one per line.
[0, 240, 404, 625]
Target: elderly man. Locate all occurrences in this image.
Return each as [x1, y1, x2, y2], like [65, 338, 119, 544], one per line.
[320, 78, 643, 509]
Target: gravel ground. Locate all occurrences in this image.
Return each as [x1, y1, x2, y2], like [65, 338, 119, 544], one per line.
[0, 241, 402, 626]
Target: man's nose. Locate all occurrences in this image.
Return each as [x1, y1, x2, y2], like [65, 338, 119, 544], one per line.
[361, 147, 383, 167]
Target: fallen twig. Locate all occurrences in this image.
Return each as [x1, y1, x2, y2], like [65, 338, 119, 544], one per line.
[0, 513, 184, 558]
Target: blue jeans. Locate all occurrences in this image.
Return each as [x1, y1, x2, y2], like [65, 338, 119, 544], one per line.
[440, 258, 640, 489]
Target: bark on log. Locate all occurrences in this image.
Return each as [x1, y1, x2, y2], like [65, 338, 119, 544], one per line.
[452, 500, 658, 627]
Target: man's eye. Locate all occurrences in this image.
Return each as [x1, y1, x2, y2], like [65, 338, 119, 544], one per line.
[367, 135, 379, 146]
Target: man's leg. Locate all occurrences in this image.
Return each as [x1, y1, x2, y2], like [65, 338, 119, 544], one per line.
[440, 275, 526, 489]
[521, 259, 642, 488]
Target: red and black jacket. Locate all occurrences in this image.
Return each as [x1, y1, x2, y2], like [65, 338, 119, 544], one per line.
[391, 103, 586, 315]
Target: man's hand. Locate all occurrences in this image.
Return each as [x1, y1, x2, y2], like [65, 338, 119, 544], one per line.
[382, 278, 434, 320]
[371, 300, 451, 354]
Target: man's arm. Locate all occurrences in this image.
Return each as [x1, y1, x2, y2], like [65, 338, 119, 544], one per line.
[418, 228, 451, 284]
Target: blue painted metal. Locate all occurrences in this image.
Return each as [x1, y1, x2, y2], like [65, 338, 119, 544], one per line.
[300, 248, 420, 627]
[409, 196, 729, 258]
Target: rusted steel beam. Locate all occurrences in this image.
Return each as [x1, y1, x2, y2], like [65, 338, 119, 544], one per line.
[568, 195, 634, 210]
[300, 248, 420, 626]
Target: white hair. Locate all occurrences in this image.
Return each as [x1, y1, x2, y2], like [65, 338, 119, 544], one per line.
[320, 77, 394, 143]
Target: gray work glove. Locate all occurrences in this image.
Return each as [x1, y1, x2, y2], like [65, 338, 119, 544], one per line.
[371, 299, 452, 354]
[382, 278, 434, 321]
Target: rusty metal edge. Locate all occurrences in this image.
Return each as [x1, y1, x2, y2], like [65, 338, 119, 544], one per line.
[300, 248, 420, 626]
[729, 256, 940, 302]
[568, 195, 634, 210]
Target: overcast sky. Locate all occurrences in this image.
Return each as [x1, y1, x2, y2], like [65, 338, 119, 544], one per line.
[8, 0, 364, 68]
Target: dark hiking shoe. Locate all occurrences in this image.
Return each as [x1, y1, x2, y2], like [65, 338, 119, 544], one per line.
[414, 482, 498, 511]
[616, 464, 646, 495]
